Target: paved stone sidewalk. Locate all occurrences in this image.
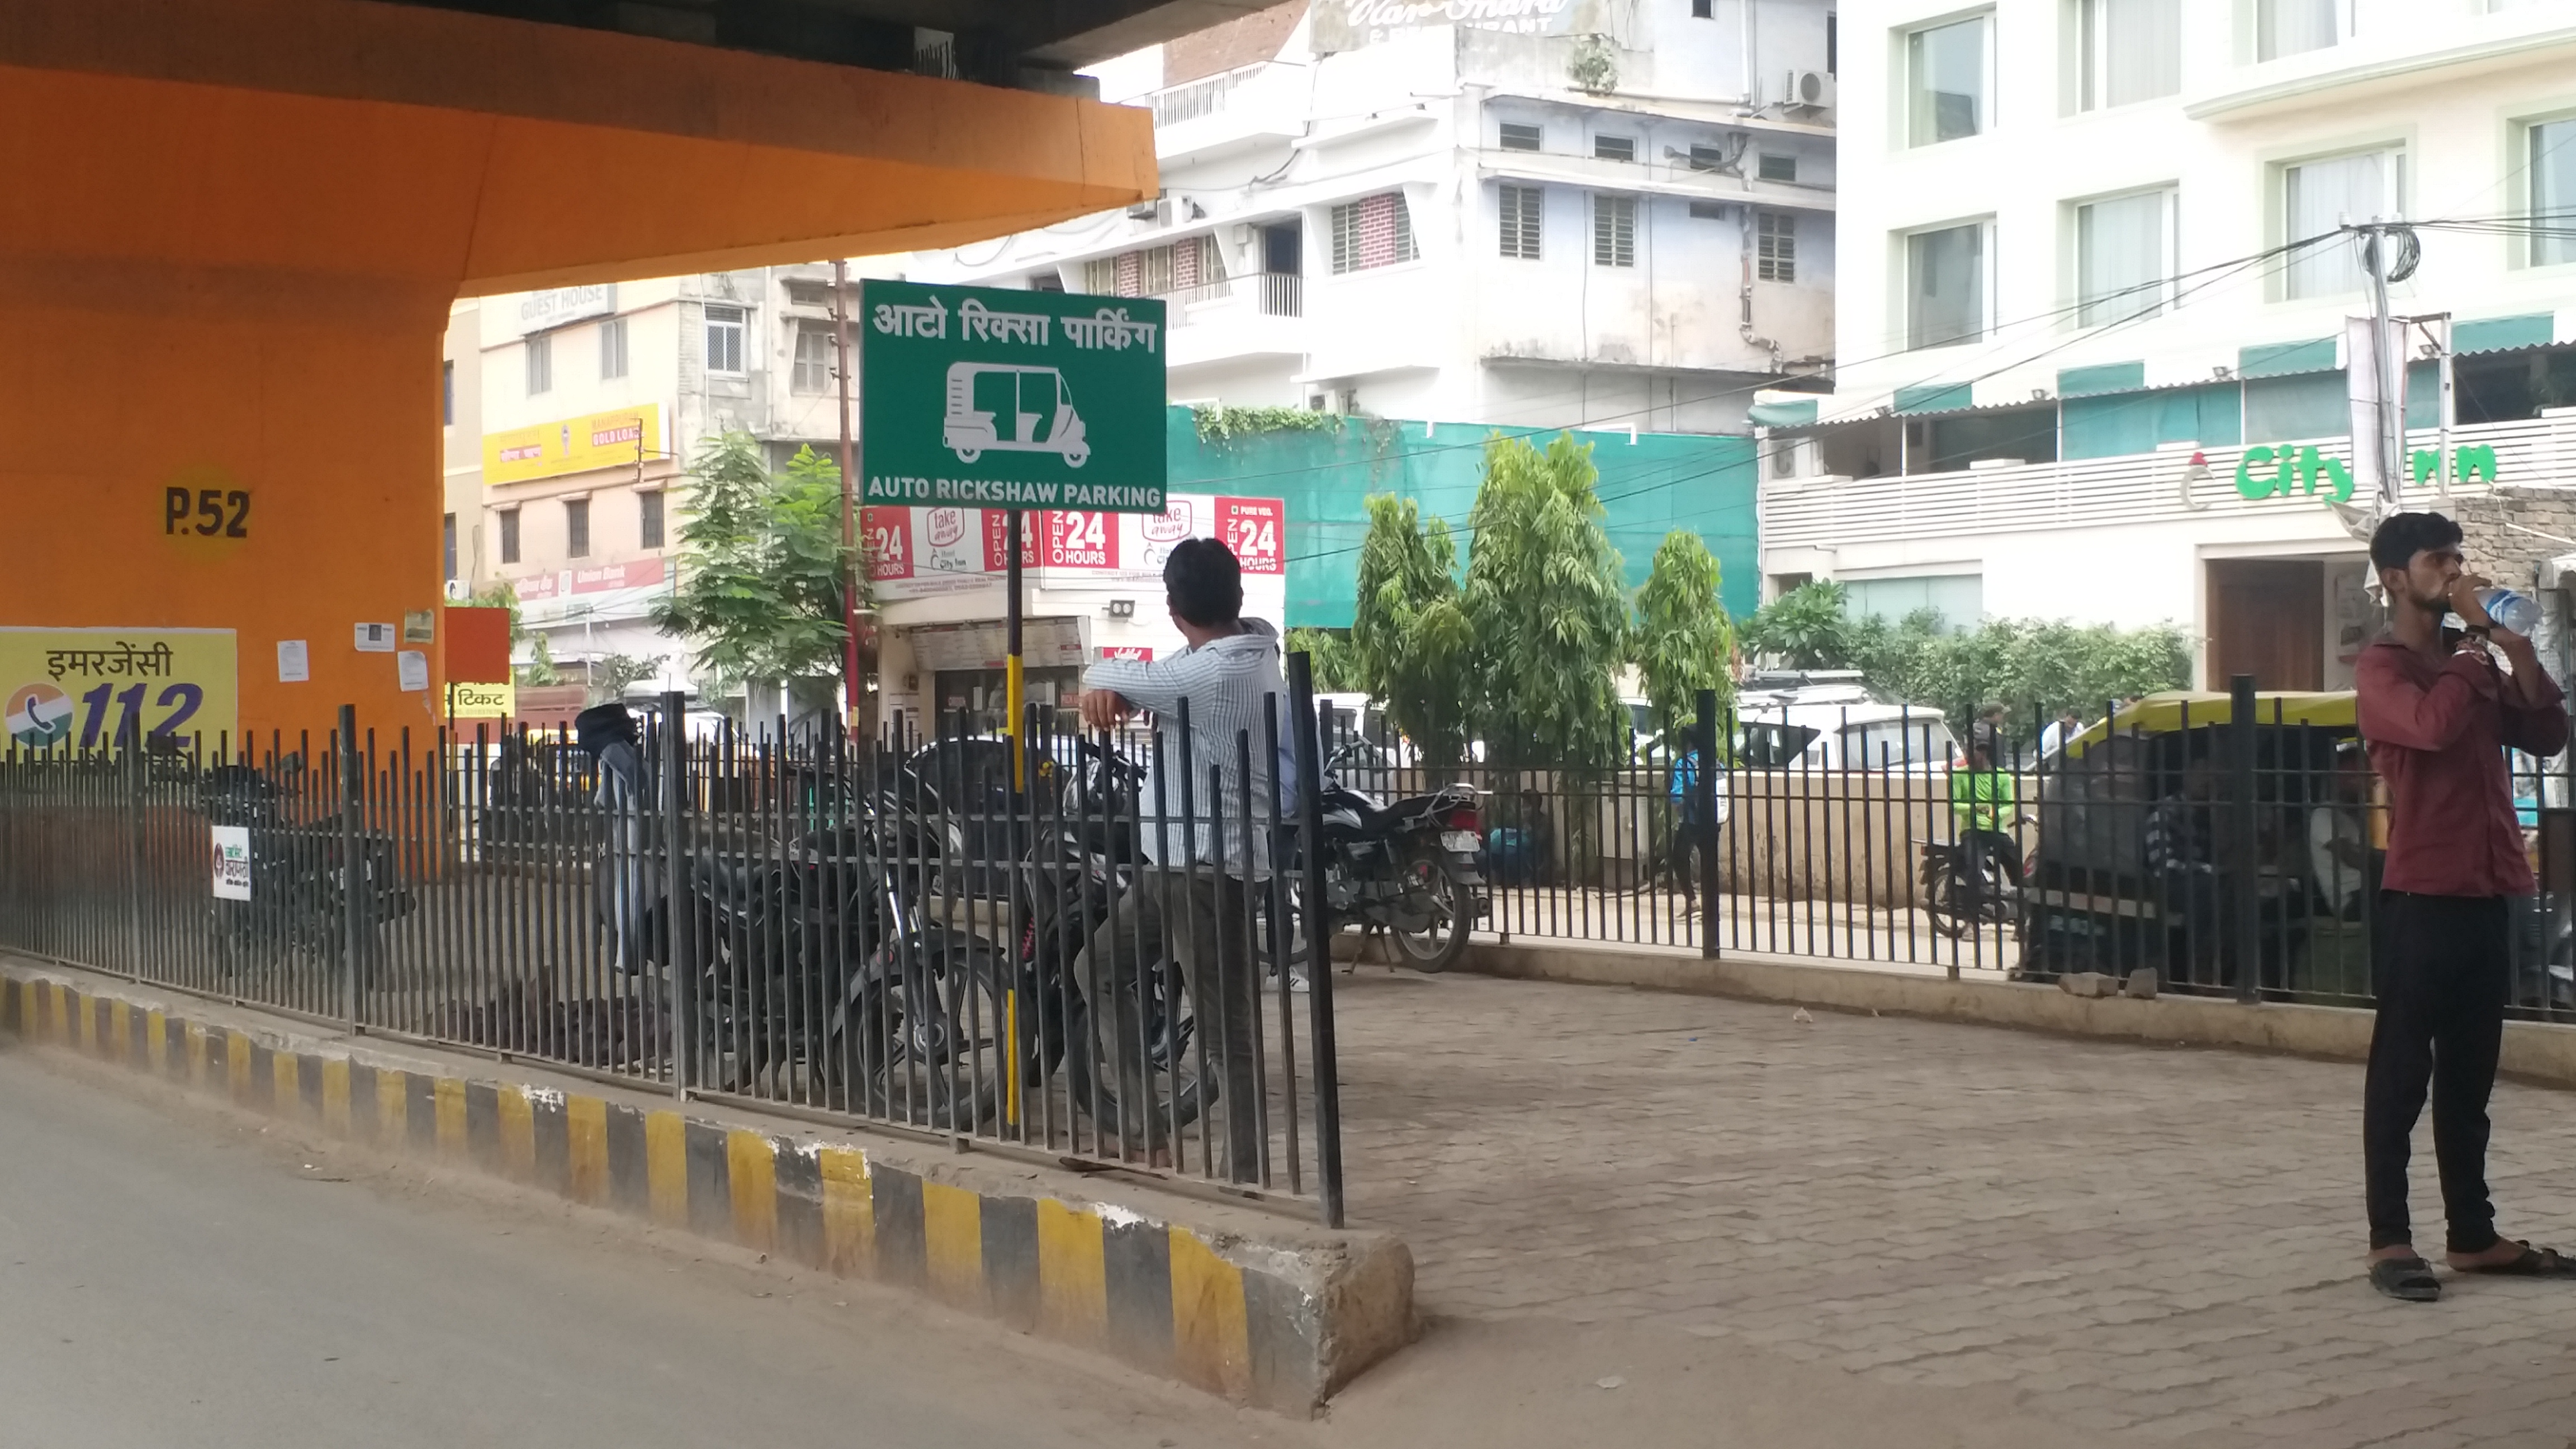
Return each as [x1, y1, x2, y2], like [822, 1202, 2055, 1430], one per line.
[1330, 969, 2576, 1449]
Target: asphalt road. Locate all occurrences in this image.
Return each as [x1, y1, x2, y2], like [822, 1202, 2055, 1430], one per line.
[0, 1039, 2095, 1449]
[0, 1044, 1282, 1449]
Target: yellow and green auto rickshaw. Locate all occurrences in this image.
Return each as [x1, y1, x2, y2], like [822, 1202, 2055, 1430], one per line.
[2019, 688, 2574, 1010]
[2015, 691, 2374, 999]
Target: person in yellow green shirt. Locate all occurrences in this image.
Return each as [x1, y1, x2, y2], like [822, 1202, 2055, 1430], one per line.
[1948, 733, 2023, 915]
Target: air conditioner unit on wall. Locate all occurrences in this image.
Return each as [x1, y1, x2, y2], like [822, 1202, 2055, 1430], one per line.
[444, 579, 471, 603]
[1782, 70, 1834, 112]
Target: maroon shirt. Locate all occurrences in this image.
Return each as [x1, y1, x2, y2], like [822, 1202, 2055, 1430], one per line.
[2356, 635, 2569, 897]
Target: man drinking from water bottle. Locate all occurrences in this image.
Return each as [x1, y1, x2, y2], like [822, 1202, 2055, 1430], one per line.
[2356, 510, 2575, 1300]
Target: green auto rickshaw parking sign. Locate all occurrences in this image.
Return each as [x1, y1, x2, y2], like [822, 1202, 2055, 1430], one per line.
[859, 280, 1167, 513]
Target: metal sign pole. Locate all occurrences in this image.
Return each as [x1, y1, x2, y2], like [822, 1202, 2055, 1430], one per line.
[1005, 508, 1025, 787]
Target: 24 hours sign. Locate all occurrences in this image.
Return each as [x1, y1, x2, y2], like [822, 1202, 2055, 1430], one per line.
[0, 628, 239, 752]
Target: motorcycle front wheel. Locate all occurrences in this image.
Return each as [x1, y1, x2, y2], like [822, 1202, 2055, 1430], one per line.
[833, 941, 1023, 1134]
[1389, 854, 1472, 972]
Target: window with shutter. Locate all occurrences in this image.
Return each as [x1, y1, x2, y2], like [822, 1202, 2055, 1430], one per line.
[1756, 211, 1796, 282]
[703, 305, 746, 375]
[1592, 194, 1636, 268]
[1499, 184, 1542, 259]
[792, 327, 835, 393]
[1329, 192, 1419, 274]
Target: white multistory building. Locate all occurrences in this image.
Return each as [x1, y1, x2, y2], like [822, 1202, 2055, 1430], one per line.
[902, 0, 1841, 433]
[1765, 0, 2576, 692]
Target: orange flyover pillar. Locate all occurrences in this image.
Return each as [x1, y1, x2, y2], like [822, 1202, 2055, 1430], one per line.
[0, 0, 1153, 747]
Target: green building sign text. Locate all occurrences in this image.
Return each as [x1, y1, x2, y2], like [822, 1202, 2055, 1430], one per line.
[2234, 444, 2501, 503]
[859, 280, 1168, 513]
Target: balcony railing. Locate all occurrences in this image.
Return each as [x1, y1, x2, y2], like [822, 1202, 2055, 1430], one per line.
[1763, 412, 2556, 553]
[1152, 65, 1258, 125]
[1158, 271, 1304, 319]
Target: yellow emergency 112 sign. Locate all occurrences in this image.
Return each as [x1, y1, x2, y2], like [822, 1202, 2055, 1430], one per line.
[0, 628, 239, 752]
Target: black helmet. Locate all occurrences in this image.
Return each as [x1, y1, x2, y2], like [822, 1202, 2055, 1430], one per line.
[574, 702, 638, 758]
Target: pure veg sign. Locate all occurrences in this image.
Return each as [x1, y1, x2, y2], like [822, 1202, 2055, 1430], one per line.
[859, 280, 1168, 514]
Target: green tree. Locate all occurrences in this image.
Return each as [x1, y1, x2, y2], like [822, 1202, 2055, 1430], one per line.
[1741, 580, 1855, 669]
[1284, 628, 1364, 692]
[585, 652, 661, 705]
[1630, 531, 1735, 742]
[1461, 434, 1629, 766]
[1844, 612, 2192, 735]
[651, 435, 860, 691]
[1746, 582, 2194, 740]
[1348, 494, 1475, 770]
[518, 632, 564, 688]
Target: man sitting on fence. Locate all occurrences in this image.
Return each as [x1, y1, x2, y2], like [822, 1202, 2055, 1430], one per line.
[1076, 538, 1294, 1182]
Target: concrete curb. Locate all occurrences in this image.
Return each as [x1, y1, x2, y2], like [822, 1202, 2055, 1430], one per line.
[0, 962, 1412, 1413]
[1459, 941, 2576, 1088]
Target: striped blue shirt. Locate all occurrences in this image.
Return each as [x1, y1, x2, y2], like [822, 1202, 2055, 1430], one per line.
[1085, 619, 1299, 875]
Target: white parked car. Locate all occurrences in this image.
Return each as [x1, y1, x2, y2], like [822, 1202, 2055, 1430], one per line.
[1731, 673, 1958, 772]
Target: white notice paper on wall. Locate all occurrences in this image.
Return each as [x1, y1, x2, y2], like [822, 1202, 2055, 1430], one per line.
[356, 622, 396, 653]
[211, 826, 252, 901]
[277, 639, 310, 683]
[396, 650, 429, 692]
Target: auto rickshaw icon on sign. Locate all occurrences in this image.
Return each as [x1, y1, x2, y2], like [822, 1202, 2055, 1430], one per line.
[943, 362, 1091, 468]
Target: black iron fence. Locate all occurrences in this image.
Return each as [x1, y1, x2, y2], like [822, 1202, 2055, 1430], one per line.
[1318, 680, 2576, 1021]
[0, 671, 1349, 1223]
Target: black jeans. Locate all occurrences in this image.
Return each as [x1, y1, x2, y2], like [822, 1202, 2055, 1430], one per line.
[2364, 892, 2511, 1254]
[1958, 828, 2022, 914]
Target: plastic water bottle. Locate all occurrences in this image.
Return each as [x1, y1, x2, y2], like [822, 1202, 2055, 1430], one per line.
[2480, 587, 2542, 636]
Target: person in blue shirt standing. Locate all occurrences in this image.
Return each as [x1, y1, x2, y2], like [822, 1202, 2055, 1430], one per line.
[1670, 742, 1709, 913]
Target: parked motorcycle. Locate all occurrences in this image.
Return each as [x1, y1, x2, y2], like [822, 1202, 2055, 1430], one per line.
[1919, 813, 2035, 940]
[830, 733, 1209, 1140]
[1289, 747, 1488, 972]
[198, 759, 416, 969]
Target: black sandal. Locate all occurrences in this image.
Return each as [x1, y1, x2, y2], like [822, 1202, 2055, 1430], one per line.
[2370, 1255, 2442, 1301]
[2456, 1242, 2576, 1278]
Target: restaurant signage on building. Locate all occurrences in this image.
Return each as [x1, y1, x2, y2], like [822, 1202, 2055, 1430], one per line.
[2235, 443, 2499, 502]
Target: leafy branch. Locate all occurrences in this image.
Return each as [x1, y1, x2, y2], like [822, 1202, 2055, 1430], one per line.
[1192, 405, 1344, 444]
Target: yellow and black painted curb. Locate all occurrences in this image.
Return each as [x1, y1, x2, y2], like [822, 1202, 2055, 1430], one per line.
[0, 968, 1412, 1412]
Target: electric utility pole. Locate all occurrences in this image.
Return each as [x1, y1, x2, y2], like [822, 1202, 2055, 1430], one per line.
[833, 258, 872, 743]
[2362, 222, 2407, 514]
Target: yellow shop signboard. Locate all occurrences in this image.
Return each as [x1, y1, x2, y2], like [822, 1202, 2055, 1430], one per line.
[484, 404, 664, 486]
[0, 628, 239, 752]
[447, 680, 515, 718]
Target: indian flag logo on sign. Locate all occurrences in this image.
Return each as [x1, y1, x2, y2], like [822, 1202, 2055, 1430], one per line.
[5, 683, 72, 747]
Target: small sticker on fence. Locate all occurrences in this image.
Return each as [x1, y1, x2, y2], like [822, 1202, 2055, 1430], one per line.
[211, 825, 251, 901]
